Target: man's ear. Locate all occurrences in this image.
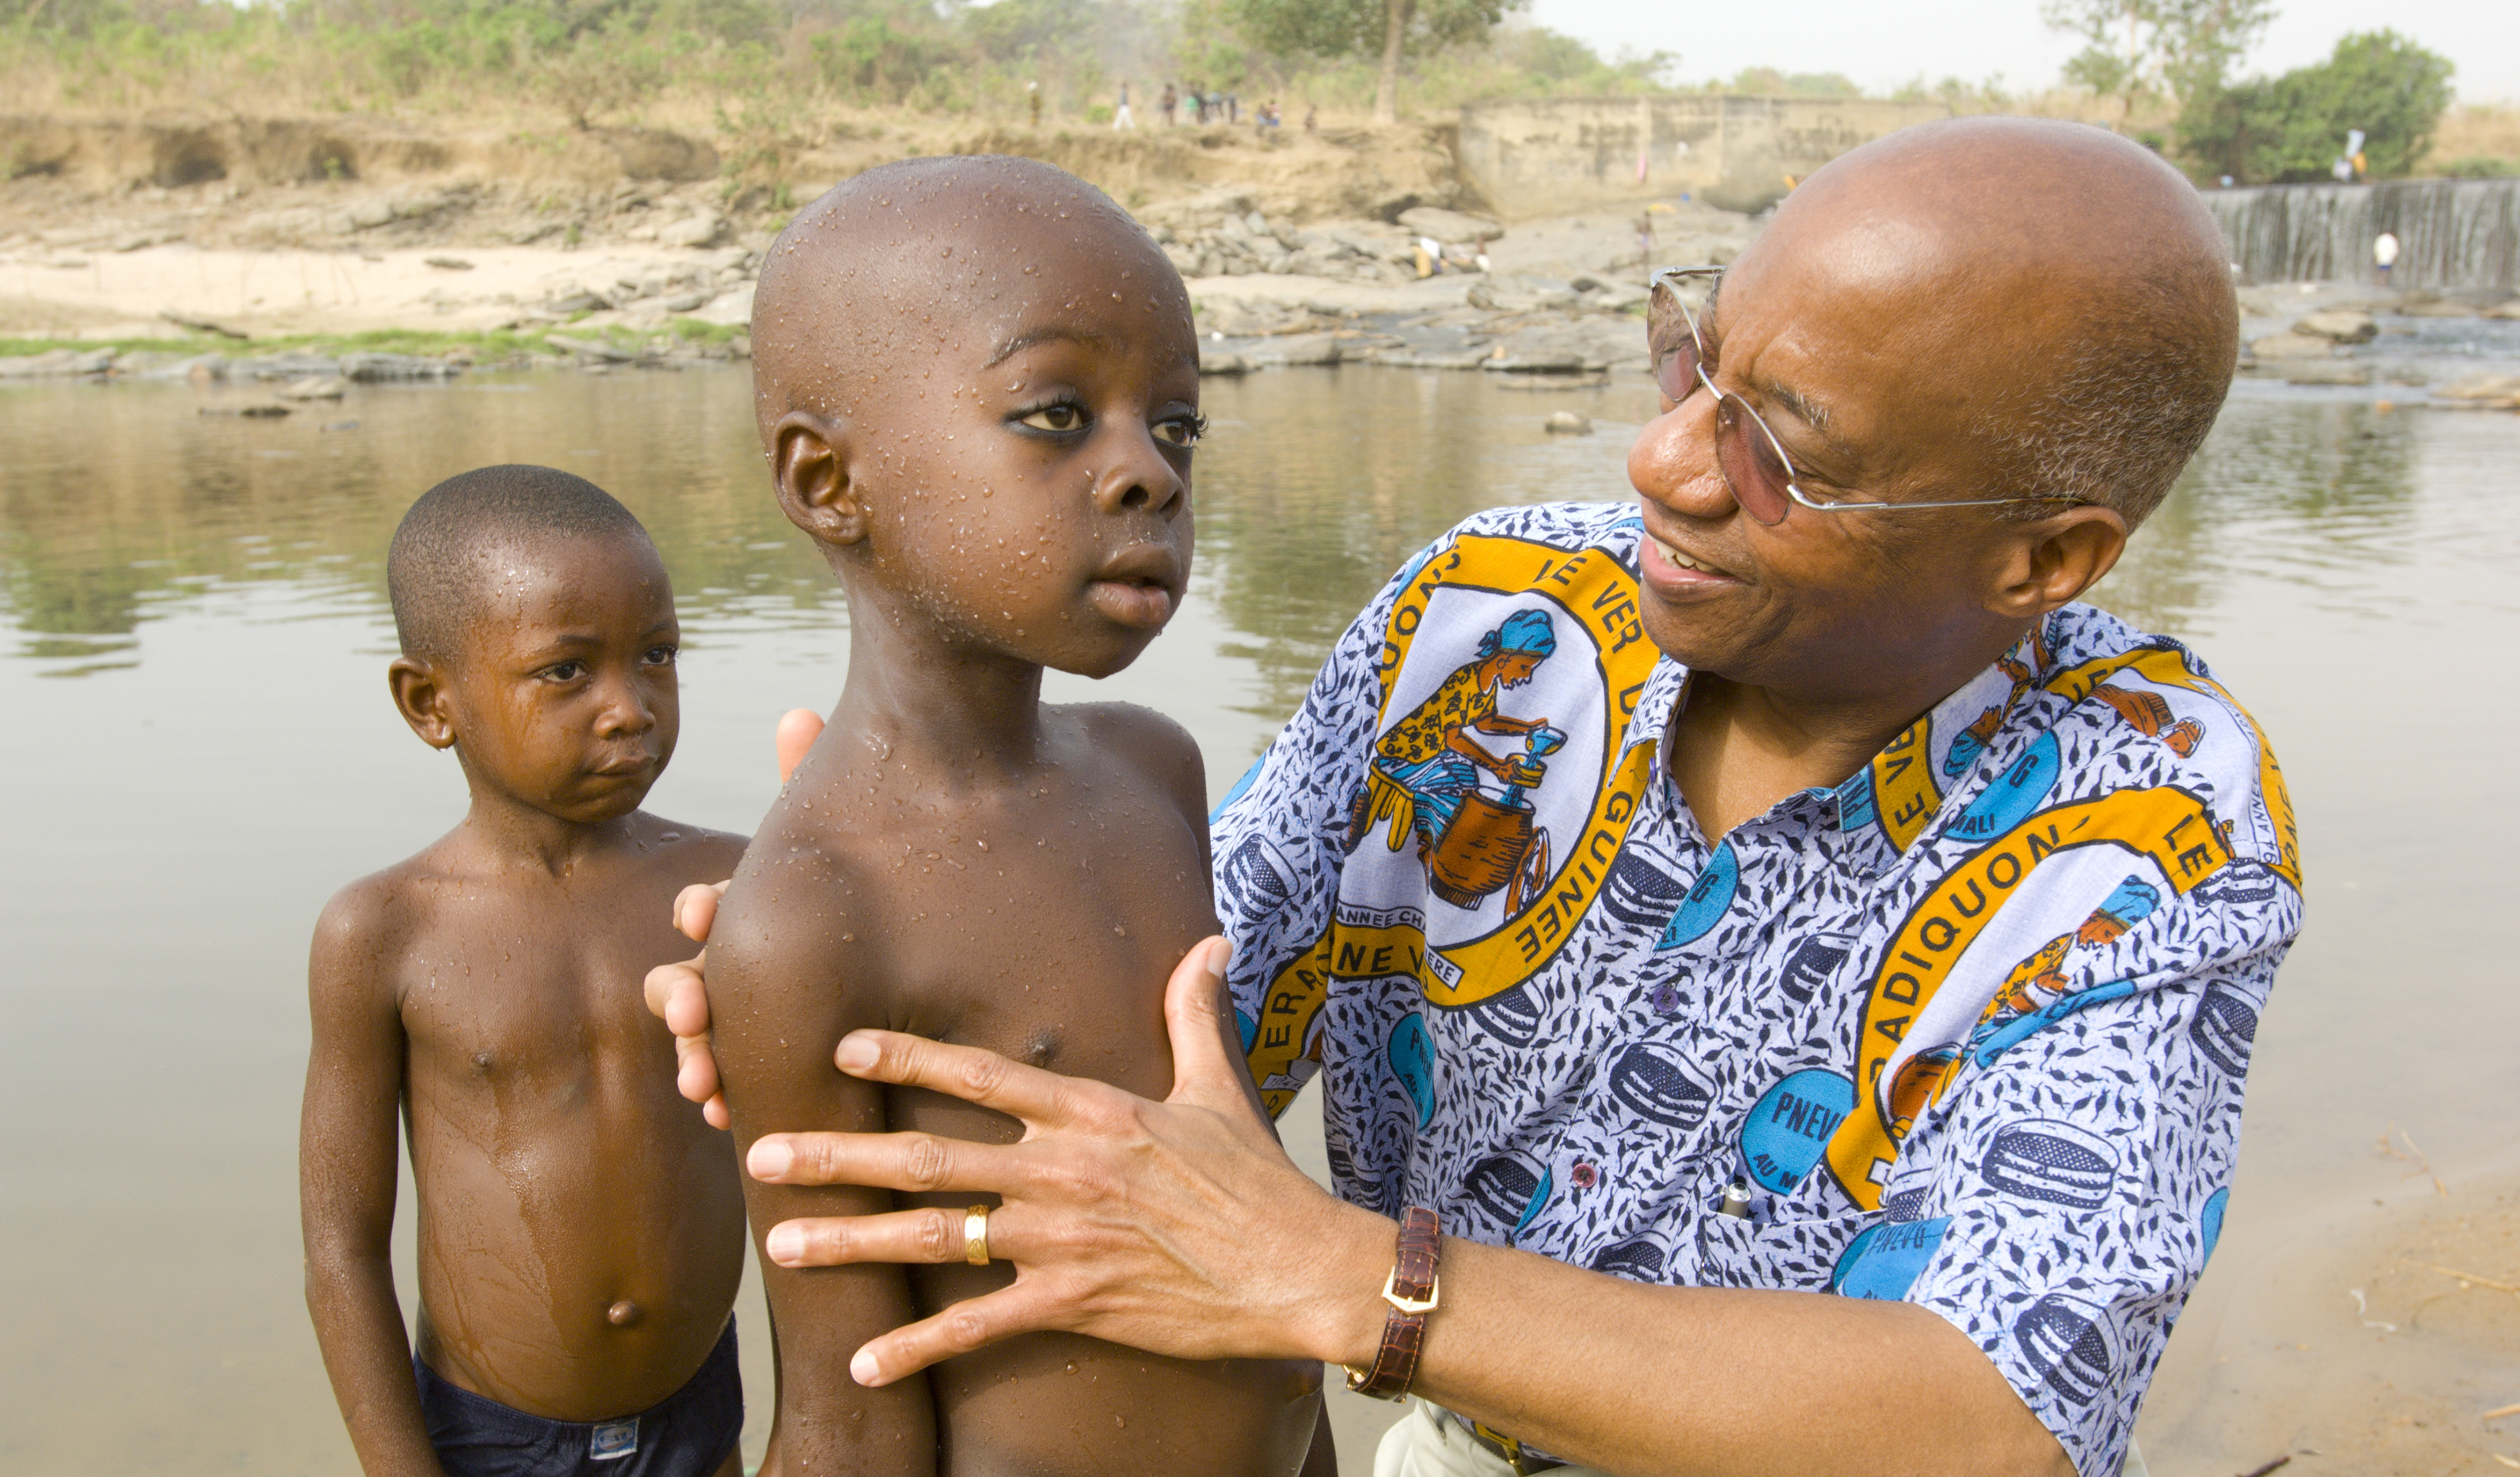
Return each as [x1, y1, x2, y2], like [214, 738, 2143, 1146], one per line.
[772, 410, 870, 548]
[389, 656, 458, 750]
[1986, 505, 2129, 622]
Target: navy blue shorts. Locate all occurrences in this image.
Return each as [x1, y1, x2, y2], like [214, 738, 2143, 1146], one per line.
[415, 1322, 742, 1477]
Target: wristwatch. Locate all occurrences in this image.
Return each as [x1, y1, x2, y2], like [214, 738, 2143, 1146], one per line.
[1343, 1206, 1442, 1400]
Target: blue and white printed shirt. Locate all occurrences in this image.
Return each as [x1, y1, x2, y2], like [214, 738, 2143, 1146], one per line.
[1211, 502, 2301, 1476]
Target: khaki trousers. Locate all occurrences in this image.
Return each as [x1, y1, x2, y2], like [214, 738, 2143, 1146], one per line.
[1370, 1397, 2153, 1477]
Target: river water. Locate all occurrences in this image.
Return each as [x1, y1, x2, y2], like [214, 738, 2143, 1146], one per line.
[3, 353, 2517, 1474]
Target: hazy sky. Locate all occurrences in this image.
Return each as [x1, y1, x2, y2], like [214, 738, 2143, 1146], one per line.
[1527, 0, 2518, 103]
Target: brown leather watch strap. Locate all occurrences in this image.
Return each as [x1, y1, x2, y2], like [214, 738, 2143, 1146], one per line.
[1344, 1206, 1442, 1400]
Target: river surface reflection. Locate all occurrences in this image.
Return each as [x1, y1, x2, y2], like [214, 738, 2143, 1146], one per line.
[3, 363, 2515, 1474]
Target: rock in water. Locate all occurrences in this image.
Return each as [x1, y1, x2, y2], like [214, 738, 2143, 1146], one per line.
[2248, 333, 2336, 360]
[2292, 309, 2376, 344]
[1543, 412, 1594, 434]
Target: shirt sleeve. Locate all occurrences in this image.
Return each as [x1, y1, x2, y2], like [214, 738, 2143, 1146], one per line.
[1211, 535, 1442, 1114]
[1872, 899, 2291, 1477]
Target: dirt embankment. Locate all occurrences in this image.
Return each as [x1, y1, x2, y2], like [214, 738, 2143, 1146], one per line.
[0, 109, 1469, 256]
[0, 108, 1500, 343]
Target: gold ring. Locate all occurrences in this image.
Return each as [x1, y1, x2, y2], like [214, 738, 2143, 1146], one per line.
[963, 1205, 990, 1266]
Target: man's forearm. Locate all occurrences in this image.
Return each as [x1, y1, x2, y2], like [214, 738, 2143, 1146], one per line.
[1310, 1217, 2072, 1477]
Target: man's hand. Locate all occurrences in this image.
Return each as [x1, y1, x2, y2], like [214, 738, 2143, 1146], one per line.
[642, 708, 826, 1130]
[744, 937, 1388, 1387]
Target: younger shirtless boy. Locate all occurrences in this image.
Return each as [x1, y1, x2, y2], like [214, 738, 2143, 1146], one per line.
[302, 466, 751, 1477]
[703, 157, 1327, 1474]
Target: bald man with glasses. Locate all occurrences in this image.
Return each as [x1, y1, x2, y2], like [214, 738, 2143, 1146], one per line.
[651, 118, 2299, 1477]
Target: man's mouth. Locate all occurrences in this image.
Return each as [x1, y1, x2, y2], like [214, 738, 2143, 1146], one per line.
[1643, 534, 1733, 582]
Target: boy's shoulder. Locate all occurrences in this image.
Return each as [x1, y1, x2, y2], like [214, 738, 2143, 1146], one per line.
[629, 815, 752, 883]
[1060, 699, 1205, 816]
[313, 844, 460, 954]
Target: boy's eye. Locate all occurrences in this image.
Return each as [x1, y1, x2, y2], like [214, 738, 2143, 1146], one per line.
[1019, 403, 1087, 433]
[541, 660, 586, 683]
[1153, 414, 1207, 449]
[643, 645, 678, 667]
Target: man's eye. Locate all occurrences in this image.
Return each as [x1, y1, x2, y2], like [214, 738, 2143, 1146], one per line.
[1153, 414, 1207, 448]
[1019, 404, 1086, 432]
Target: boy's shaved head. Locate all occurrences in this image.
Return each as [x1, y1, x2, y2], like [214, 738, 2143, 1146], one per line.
[387, 464, 653, 662]
[749, 155, 1187, 444]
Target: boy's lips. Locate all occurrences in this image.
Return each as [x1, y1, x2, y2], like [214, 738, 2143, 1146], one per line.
[1088, 545, 1183, 629]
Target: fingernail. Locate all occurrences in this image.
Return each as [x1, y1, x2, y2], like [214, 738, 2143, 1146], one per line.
[765, 1224, 804, 1264]
[836, 1034, 878, 1072]
[850, 1348, 882, 1386]
[749, 1139, 793, 1179]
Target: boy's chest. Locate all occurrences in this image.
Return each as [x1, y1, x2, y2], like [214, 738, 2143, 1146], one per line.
[396, 896, 684, 1083]
[862, 800, 1216, 1103]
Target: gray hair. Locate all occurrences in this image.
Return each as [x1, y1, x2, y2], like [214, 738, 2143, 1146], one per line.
[1978, 274, 2237, 528]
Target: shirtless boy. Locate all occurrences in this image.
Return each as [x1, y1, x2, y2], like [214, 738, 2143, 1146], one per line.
[702, 157, 1327, 1474]
[301, 466, 751, 1477]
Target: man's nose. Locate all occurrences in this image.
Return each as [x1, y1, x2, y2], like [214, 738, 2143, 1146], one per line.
[1627, 390, 1737, 521]
[1090, 427, 1187, 518]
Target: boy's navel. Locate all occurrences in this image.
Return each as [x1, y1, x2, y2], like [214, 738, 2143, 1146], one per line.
[608, 1300, 642, 1326]
[1023, 1029, 1062, 1067]
[473, 1051, 494, 1072]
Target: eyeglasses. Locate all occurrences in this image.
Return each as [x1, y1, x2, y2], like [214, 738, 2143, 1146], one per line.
[1648, 267, 2091, 525]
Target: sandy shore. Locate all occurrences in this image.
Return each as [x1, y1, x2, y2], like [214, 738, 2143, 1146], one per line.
[2144, 1158, 2520, 1476]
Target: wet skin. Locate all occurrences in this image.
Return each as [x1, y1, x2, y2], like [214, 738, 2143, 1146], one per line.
[707, 160, 1323, 1477]
[645, 120, 2247, 1477]
[301, 531, 749, 1477]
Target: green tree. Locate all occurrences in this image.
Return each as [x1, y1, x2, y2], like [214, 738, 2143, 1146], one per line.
[2042, 0, 2273, 129]
[2178, 30, 2455, 183]
[1229, 0, 1521, 124]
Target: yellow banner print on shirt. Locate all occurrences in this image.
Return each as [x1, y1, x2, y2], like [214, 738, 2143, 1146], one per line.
[2042, 645, 2300, 889]
[1244, 534, 1665, 1113]
[1823, 784, 2235, 1209]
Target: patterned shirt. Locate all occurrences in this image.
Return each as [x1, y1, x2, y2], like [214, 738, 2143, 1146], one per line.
[1210, 502, 2302, 1477]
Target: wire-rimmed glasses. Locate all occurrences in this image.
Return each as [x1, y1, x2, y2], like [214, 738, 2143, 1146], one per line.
[1648, 267, 2092, 525]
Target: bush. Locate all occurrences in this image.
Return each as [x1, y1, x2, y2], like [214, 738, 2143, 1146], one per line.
[2439, 154, 2519, 178]
[2180, 30, 2455, 184]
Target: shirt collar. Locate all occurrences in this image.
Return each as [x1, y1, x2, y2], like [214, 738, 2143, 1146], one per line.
[1618, 620, 2051, 825]
[1621, 654, 1692, 785]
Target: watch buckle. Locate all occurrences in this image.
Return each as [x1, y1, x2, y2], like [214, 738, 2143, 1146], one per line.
[1380, 1266, 1440, 1316]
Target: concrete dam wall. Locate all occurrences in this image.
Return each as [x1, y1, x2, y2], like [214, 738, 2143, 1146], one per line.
[2205, 178, 2520, 292]
[1456, 95, 1950, 219]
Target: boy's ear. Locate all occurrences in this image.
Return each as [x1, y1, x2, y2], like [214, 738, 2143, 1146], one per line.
[389, 657, 459, 750]
[772, 410, 870, 548]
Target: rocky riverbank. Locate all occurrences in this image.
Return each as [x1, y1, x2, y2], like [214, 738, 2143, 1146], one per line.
[2237, 281, 2520, 405]
[0, 175, 1764, 390]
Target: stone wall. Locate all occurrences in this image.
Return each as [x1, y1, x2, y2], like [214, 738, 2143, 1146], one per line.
[1456, 96, 1950, 218]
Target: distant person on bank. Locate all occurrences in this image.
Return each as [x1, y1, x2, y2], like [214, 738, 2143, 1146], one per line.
[651, 119, 2301, 1477]
[2374, 230, 2400, 286]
